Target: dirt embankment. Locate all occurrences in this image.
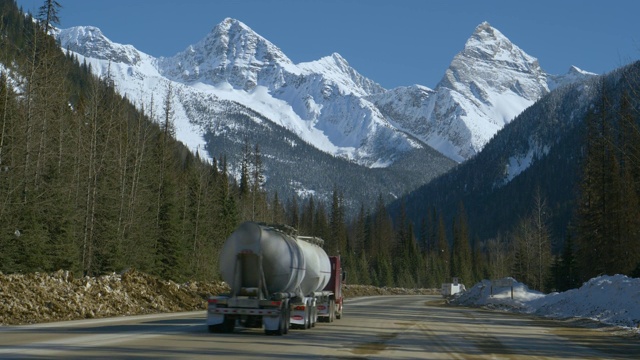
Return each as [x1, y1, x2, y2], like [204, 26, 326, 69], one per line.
[0, 270, 438, 326]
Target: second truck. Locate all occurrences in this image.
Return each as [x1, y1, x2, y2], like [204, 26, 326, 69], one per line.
[207, 221, 344, 335]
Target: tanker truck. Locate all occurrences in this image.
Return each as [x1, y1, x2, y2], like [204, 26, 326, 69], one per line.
[207, 222, 344, 335]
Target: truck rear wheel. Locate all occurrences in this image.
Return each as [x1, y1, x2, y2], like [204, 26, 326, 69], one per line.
[267, 314, 285, 336]
[265, 304, 287, 336]
[329, 299, 335, 323]
[302, 306, 310, 329]
[208, 324, 222, 333]
[223, 317, 236, 332]
[283, 301, 290, 334]
[208, 316, 235, 333]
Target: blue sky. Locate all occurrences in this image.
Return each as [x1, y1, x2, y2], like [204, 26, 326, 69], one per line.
[17, 0, 640, 89]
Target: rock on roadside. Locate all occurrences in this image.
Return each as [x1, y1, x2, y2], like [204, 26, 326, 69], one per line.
[0, 270, 438, 326]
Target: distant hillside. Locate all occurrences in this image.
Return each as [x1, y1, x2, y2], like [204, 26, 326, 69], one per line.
[391, 61, 640, 250]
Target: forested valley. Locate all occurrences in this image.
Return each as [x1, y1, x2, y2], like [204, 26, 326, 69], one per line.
[1, 0, 639, 294]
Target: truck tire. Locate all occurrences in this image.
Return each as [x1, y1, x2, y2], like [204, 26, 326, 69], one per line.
[297, 307, 308, 330]
[208, 316, 235, 333]
[274, 313, 286, 335]
[223, 316, 236, 332]
[208, 324, 223, 333]
[265, 307, 287, 336]
[284, 301, 290, 334]
[329, 299, 335, 323]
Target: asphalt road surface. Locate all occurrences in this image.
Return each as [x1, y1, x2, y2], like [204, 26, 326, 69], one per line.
[0, 295, 638, 359]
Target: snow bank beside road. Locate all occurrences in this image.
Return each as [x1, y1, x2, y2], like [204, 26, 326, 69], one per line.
[452, 275, 640, 332]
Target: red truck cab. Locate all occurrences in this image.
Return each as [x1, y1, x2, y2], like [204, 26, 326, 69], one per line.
[322, 256, 345, 320]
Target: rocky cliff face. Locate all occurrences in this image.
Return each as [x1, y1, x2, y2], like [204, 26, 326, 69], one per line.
[56, 26, 143, 65]
[158, 18, 295, 90]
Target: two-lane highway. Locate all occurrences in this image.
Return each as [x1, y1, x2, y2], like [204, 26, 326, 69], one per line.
[1, 295, 638, 359]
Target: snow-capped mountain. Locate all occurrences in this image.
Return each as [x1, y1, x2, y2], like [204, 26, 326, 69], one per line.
[155, 18, 423, 168]
[429, 22, 549, 161]
[373, 22, 595, 162]
[55, 19, 595, 204]
[58, 18, 428, 168]
[548, 65, 598, 90]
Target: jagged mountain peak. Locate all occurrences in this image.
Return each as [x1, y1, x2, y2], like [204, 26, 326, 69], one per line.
[158, 17, 295, 88]
[316, 53, 350, 69]
[217, 17, 251, 31]
[567, 65, 595, 76]
[205, 17, 286, 59]
[547, 65, 597, 90]
[429, 22, 549, 161]
[298, 52, 385, 96]
[57, 26, 142, 65]
[460, 22, 539, 74]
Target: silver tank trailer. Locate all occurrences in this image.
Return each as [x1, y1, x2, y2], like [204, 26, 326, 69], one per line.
[297, 237, 331, 294]
[219, 222, 331, 298]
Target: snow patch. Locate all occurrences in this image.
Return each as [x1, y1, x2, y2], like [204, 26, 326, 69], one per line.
[501, 144, 550, 185]
[452, 275, 640, 332]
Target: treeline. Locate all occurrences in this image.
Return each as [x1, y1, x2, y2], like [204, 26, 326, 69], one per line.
[324, 191, 555, 292]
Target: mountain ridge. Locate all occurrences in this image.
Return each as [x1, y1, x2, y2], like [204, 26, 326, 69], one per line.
[55, 18, 595, 206]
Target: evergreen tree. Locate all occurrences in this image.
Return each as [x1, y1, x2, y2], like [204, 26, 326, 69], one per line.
[329, 186, 347, 256]
[238, 138, 250, 199]
[357, 251, 371, 285]
[37, 0, 62, 32]
[450, 203, 472, 285]
[434, 213, 450, 284]
[575, 105, 608, 280]
[300, 195, 315, 235]
[556, 233, 579, 291]
[287, 195, 299, 229]
[250, 143, 266, 221]
[351, 203, 367, 255]
[532, 188, 552, 291]
[615, 92, 640, 274]
[371, 194, 394, 260]
[573, 81, 637, 280]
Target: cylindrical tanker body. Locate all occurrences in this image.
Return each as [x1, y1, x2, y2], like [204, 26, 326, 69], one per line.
[219, 222, 305, 296]
[219, 222, 331, 298]
[209, 222, 343, 335]
[297, 237, 331, 295]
